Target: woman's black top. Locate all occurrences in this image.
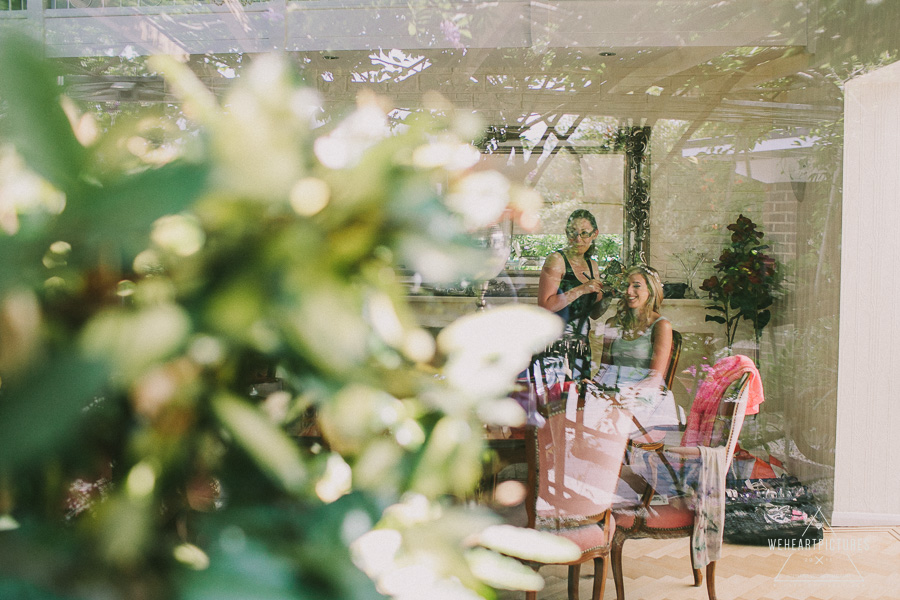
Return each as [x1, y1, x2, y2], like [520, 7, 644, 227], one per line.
[554, 250, 597, 337]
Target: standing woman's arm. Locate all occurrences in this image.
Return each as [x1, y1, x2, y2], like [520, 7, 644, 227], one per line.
[588, 258, 607, 319]
[538, 252, 597, 313]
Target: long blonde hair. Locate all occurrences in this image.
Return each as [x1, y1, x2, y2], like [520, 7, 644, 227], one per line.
[614, 265, 664, 335]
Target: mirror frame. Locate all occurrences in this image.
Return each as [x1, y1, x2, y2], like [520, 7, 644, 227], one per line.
[477, 122, 651, 267]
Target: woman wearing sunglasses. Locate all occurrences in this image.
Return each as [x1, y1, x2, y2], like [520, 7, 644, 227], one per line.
[535, 209, 607, 381]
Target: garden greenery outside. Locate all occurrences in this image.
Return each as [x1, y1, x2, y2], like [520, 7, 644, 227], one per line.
[509, 233, 621, 270]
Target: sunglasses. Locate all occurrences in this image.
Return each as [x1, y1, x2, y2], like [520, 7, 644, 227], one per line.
[569, 230, 596, 240]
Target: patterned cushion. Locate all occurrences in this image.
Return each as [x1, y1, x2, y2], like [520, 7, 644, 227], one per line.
[613, 497, 694, 532]
[542, 515, 616, 556]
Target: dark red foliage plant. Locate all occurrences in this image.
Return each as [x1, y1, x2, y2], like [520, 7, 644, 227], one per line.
[699, 214, 781, 357]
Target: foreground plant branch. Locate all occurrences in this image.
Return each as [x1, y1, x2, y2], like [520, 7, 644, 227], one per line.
[0, 39, 569, 600]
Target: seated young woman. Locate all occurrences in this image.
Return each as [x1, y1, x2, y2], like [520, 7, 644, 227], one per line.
[594, 264, 678, 443]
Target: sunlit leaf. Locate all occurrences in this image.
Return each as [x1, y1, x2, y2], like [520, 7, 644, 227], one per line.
[409, 417, 483, 497]
[212, 394, 307, 495]
[364, 501, 503, 599]
[477, 524, 581, 563]
[350, 529, 401, 579]
[465, 547, 544, 591]
[285, 284, 368, 375]
[350, 438, 404, 493]
[0, 288, 41, 374]
[438, 305, 562, 398]
[445, 170, 510, 230]
[174, 543, 211, 570]
[204, 276, 267, 342]
[95, 492, 154, 568]
[0, 35, 86, 194]
[147, 55, 219, 125]
[317, 384, 401, 455]
[80, 304, 192, 381]
[475, 398, 526, 428]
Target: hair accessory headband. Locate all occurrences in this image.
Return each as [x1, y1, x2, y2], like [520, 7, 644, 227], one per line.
[636, 264, 662, 284]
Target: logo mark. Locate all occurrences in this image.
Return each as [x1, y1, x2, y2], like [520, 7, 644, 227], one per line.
[773, 507, 866, 583]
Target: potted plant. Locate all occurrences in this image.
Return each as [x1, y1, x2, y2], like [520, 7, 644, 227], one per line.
[699, 214, 781, 360]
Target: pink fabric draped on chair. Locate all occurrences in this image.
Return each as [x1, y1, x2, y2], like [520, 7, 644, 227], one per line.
[681, 354, 764, 447]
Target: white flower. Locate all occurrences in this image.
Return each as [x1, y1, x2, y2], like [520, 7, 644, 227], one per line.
[412, 139, 480, 171]
[445, 170, 510, 229]
[314, 102, 391, 169]
[438, 305, 562, 398]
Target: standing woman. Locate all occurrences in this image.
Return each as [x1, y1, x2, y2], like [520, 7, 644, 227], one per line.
[536, 209, 607, 381]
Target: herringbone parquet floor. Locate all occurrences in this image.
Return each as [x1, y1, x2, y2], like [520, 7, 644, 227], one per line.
[496, 527, 900, 600]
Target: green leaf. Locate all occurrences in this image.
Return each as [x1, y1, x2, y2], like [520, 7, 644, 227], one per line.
[0, 354, 108, 469]
[0, 234, 46, 292]
[186, 497, 382, 600]
[0, 35, 86, 193]
[293, 495, 383, 600]
[80, 304, 192, 381]
[180, 538, 307, 600]
[705, 315, 726, 324]
[736, 298, 756, 315]
[212, 393, 307, 495]
[0, 578, 80, 600]
[55, 161, 210, 255]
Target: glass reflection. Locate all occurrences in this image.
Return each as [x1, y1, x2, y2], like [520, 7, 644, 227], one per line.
[4, 0, 900, 596]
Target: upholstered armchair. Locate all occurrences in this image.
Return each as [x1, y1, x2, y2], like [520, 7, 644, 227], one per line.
[610, 354, 760, 600]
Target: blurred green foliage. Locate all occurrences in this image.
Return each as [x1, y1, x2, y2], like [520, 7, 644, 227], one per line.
[0, 37, 571, 599]
[510, 233, 621, 269]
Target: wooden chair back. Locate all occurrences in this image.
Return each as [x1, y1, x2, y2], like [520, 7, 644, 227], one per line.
[714, 372, 751, 470]
[526, 392, 631, 531]
[664, 329, 682, 391]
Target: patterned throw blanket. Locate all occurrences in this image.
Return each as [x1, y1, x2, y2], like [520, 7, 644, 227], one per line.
[692, 446, 727, 567]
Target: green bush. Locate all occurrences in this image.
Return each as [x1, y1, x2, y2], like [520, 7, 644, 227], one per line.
[0, 39, 573, 599]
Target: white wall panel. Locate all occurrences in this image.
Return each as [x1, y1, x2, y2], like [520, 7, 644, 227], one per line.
[834, 60, 900, 526]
